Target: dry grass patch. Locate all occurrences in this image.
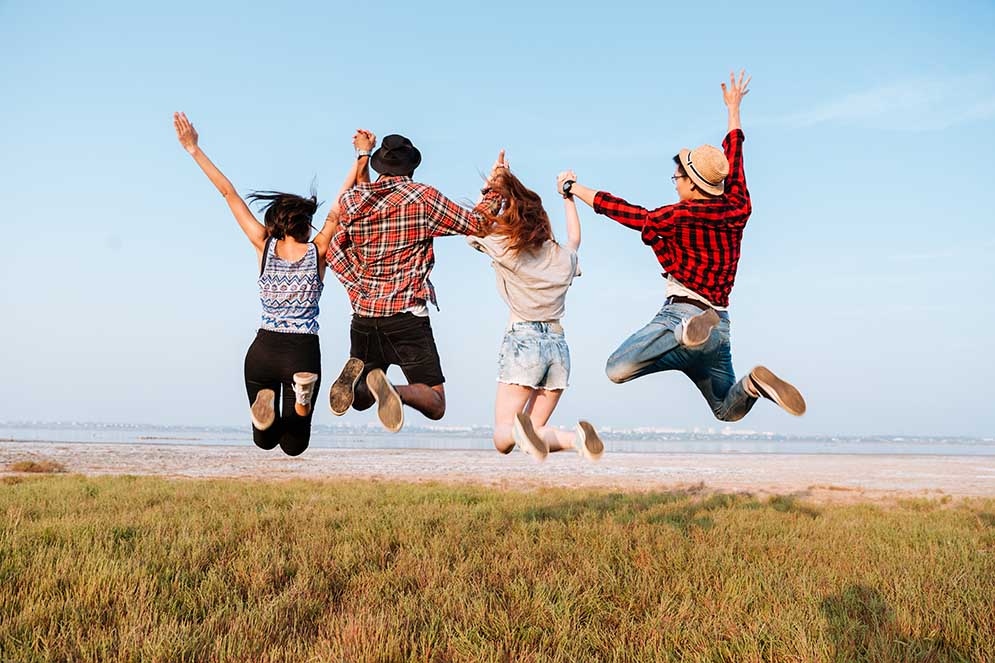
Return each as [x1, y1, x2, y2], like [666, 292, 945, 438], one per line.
[7, 459, 66, 473]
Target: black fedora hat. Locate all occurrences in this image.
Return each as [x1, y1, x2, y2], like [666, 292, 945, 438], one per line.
[371, 134, 422, 176]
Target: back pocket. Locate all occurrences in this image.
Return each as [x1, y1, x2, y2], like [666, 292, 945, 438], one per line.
[383, 320, 436, 367]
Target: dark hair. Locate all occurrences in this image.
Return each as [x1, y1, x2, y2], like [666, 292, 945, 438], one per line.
[246, 189, 319, 243]
[672, 155, 690, 179]
[478, 170, 553, 253]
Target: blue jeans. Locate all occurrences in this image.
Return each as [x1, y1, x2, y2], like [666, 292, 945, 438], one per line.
[605, 303, 757, 422]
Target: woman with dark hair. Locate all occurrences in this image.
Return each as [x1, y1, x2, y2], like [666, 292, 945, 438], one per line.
[173, 112, 363, 456]
[468, 152, 604, 462]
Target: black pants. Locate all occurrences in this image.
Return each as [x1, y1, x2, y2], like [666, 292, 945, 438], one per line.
[244, 329, 321, 456]
[349, 312, 445, 410]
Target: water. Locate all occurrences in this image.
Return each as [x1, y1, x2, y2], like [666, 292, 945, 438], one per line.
[2, 422, 993, 456]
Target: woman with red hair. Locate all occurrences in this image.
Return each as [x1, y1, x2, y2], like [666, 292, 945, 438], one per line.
[469, 153, 603, 462]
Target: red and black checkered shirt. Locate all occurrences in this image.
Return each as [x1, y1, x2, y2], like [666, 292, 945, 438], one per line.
[327, 176, 500, 317]
[593, 129, 751, 308]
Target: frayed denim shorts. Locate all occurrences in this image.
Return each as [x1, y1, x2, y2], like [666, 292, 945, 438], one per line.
[497, 321, 570, 390]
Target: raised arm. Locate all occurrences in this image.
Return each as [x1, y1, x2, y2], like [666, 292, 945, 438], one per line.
[557, 170, 581, 251]
[353, 129, 374, 185]
[425, 150, 504, 237]
[173, 112, 266, 252]
[314, 129, 377, 258]
[722, 69, 750, 133]
[720, 70, 751, 206]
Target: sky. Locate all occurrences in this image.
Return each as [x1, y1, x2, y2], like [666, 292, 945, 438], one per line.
[1, 0, 994, 436]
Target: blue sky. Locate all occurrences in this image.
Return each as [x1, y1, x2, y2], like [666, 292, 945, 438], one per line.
[2, 0, 994, 436]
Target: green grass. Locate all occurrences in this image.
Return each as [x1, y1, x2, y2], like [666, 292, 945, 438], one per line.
[1, 475, 993, 662]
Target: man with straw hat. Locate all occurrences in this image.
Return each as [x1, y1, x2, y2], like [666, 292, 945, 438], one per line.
[561, 71, 806, 422]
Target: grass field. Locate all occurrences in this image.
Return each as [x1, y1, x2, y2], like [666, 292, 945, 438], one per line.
[1, 474, 993, 662]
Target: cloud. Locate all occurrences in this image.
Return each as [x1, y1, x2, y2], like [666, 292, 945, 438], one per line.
[775, 74, 995, 132]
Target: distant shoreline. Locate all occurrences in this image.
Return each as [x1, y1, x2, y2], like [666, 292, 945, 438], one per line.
[3, 437, 995, 458]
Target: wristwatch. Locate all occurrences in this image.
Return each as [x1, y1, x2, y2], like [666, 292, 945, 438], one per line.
[561, 179, 576, 199]
[356, 149, 373, 160]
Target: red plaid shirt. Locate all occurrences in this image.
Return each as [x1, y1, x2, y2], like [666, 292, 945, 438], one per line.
[328, 176, 500, 317]
[593, 129, 751, 307]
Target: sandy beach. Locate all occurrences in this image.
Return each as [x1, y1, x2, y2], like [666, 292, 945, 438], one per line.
[3, 440, 994, 503]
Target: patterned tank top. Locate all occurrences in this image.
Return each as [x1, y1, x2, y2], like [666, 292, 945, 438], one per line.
[259, 237, 323, 334]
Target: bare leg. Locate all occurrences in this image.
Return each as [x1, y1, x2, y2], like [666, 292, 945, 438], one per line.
[527, 389, 576, 453]
[493, 383, 535, 454]
[395, 383, 447, 420]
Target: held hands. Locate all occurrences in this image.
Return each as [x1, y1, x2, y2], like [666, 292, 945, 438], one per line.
[173, 112, 199, 154]
[353, 129, 376, 152]
[721, 70, 751, 109]
[487, 149, 509, 185]
[557, 170, 577, 199]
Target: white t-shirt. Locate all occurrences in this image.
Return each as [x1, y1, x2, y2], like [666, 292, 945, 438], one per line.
[665, 275, 728, 311]
[467, 234, 580, 323]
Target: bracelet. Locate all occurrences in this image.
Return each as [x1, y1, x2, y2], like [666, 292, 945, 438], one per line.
[356, 150, 372, 160]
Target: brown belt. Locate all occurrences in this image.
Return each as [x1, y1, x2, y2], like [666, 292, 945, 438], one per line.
[665, 295, 712, 311]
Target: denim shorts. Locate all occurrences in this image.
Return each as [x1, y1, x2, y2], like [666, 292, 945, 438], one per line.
[497, 321, 570, 390]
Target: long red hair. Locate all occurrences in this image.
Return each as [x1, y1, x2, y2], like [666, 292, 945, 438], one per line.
[479, 170, 553, 253]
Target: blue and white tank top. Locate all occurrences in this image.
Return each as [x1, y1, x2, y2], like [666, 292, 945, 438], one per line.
[259, 237, 323, 334]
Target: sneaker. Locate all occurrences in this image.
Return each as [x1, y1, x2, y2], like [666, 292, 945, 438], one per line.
[366, 369, 404, 433]
[749, 366, 807, 416]
[574, 420, 604, 461]
[250, 389, 276, 431]
[513, 412, 548, 462]
[292, 372, 318, 416]
[329, 357, 365, 416]
[680, 308, 720, 347]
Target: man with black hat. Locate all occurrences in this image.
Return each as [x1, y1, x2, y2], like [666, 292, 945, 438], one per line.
[561, 71, 807, 423]
[324, 130, 502, 432]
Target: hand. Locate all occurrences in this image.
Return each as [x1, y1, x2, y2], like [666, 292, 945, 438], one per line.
[353, 129, 376, 152]
[173, 112, 199, 154]
[487, 149, 508, 184]
[556, 170, 576, 196]
[721, 70, 751, 108]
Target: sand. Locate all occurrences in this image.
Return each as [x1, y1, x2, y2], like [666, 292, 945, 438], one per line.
[3, 440, 994, 503]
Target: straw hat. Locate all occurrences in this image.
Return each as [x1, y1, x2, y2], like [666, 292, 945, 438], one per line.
[678, 144, 729, 196]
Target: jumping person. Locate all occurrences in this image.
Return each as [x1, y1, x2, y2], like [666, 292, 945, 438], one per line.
[561, 72, 807, 422]
[467, 153, 603, 462]
[173, 113, 362, 455]
[325, 131, 503, 432]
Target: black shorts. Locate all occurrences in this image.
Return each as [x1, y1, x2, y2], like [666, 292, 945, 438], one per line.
[350, 312, 446, 387]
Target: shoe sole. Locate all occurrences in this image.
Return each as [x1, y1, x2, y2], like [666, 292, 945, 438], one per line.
[576, 420, 604, 461]
[751, 366, 807, 416]
[513, 412, 548, 462]
[367, 369, 404, 433]
[251, 389, 276, 431]
[683, 309, 720, 347]
[329, 358, 365, 416]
